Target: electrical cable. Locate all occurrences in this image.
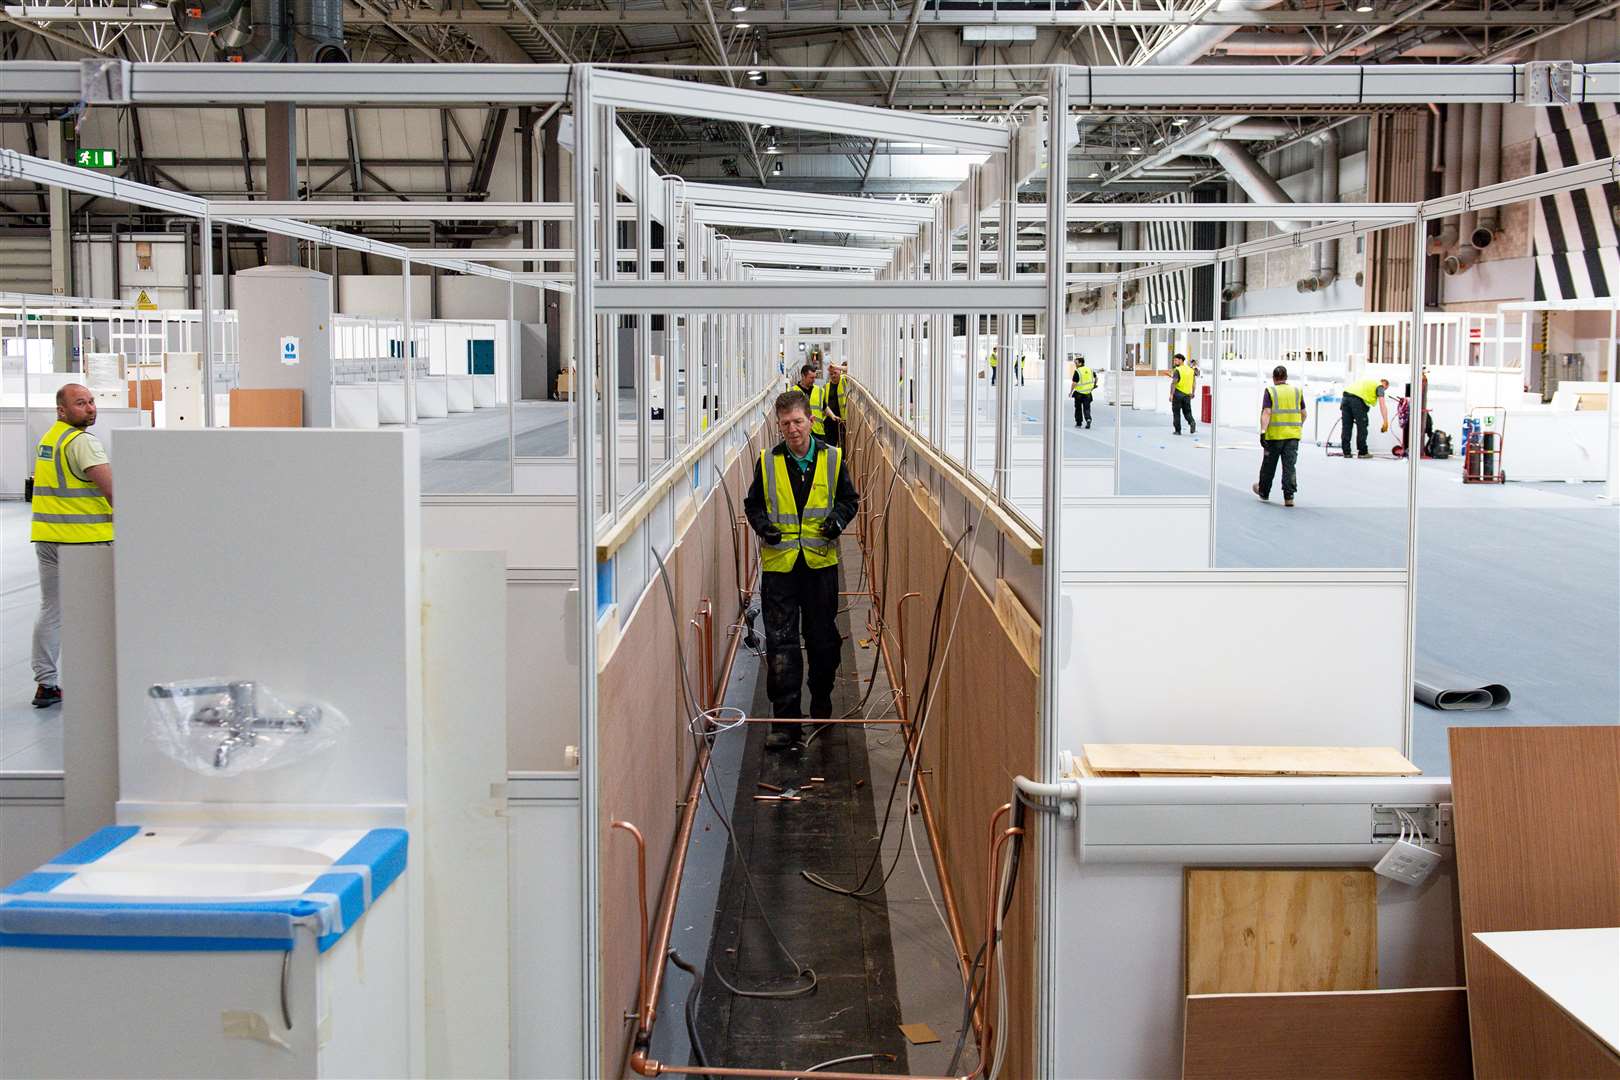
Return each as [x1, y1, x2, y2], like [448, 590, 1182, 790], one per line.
[650, 545, 817, 1001]
[666, 948, 714, 1080]
[797, 1052, 891, 1075]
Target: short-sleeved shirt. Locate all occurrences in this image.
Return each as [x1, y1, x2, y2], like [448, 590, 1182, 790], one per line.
[60, 428, 108, 481]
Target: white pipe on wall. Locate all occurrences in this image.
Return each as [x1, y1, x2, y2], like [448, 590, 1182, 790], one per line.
[1472, 103, 1504, 250]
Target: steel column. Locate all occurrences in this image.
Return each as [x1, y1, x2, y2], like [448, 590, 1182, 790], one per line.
[265, 103, 298, 265]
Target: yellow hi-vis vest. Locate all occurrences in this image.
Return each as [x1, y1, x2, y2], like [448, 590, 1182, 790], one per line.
[805, 383, 831, 437]
[1344, 378, 1382, 406]
[1173, 363, 1196, 395]
[1073, 367, 1097, 395]
[758, 444, 843, 573]
[828, 377, 847, 419]
[31, 420, 114, 543]
[988, 350, 998, 368]
[1264, 383, 1305, 441]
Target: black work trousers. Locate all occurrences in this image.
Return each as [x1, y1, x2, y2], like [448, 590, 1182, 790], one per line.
[760, 558, 842, 737]
[1340, 395, 1370, 456]
[1258, 438, 1300, 499]
[1172, 389, 1196, 434]
[1073, 393, 1093, 427]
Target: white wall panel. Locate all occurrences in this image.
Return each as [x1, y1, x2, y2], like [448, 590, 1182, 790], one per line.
[1058, 570, 1408, 749]
[1061, 498, 1210, 572]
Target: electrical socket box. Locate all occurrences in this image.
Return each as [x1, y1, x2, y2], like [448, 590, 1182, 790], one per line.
[1374, 838, 1443, 886]
[1524, 61, 1575, 106]
[1372, 803, 1452, 847]
[80, 59, 131, 105]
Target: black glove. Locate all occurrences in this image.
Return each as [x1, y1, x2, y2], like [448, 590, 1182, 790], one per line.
[822, 519, 843, 541]
[762, 527, 782, 546]
[1259, 433, 1268, 448]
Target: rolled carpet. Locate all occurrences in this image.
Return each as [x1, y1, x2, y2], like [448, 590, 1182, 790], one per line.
[1414, 665, 1511, 711]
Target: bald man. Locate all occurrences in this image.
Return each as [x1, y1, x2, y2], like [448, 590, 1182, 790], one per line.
[29, 383, 115, 708]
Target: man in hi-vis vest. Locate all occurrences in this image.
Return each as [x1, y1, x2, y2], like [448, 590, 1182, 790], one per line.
[1253, 365, 1307, 508]
[743, 389, 860, 755]
[1071, 357, 1096, 428]
[30, 383, 115, 709]
[1170, 353, 1198, 436]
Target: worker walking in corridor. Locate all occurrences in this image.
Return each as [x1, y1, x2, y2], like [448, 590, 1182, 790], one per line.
[792, 363, 837, 446]
[744, 389, 860, 755]
[1171, 353, 1197, 435]
[1340, 376, 1390, 459]
[1071, 357, 1096, 428]
[1253, 365, 1306, 508]
[30, 383, 115, 710]
[988, 348, 998, 387]
[823, 362, 847, 446]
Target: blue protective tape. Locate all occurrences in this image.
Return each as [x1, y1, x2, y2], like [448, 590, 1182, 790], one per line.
[0, 828, 409, 953]
[50, 826, 140, 868]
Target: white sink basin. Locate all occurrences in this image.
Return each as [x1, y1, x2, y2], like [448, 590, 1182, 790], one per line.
[49, 826, 367, 899]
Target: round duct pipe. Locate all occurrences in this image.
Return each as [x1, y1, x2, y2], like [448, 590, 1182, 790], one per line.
[1443, 246, 1479, 275]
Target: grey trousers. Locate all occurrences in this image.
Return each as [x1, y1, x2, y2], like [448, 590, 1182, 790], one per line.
[32, 540, 111, 686]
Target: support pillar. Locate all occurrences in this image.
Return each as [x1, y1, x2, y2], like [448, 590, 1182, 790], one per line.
[46, 120, 72, 367]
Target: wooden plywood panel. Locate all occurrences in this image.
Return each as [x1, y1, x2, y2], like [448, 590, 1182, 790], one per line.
[228, 387, 303, 427]
[1084, 743, 1418, 777]
[1185, 869, 1378, 995]
[1182, 988, 1472, 1080]
[1449, 726, 1620, 1080]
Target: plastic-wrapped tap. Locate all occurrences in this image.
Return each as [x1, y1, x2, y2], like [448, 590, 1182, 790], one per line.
[146, 679, 348, 776]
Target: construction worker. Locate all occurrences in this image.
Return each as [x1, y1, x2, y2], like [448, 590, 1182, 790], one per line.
[988, 348, 998, 387]
[30, 383, 115, 709]
[1253, 364, 1306, 508]
[1340, 376, 1390, 459]
[1171, 352, 1197, 435]
[823, 362, 848, 446]
[793, 363, 836, 444]
[1015, 352, 1026, 387]
[743, 389, 860, 755]
[1071, 357, 1096, 428]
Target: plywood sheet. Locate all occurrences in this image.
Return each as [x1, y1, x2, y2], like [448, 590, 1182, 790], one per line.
[1183, 988, 1471, 1080]
[228, 387, 303, 427]
[1086, 743, 1418, 777]
[1449, 725, 1620, 1080]
[1185, 869, 1378, 995]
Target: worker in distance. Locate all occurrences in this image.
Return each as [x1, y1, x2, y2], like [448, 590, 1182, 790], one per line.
[744, 389, 860, 756]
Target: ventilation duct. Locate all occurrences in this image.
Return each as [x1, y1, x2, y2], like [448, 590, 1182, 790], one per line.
[1145, 0, 1283, 66]
[1208, 140, 1304, 233]
[170, 0, 252, 49]
[1433, 103, 1465, 252]
[1223, 180, 1247, 302]
[1299, 130, 1340, 292]
[1471, 103, 1503, 249]
[173, 0, 344, 60]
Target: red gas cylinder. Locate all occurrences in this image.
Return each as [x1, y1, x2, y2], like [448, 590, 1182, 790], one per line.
[1200, 385, 1212, 424]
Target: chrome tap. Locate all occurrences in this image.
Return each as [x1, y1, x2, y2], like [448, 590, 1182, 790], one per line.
[149, 681, 320, 770]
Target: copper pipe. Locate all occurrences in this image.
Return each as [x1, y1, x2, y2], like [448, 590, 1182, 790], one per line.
[739, 715, 904, 726]
[874, 623, 979, 1042]
[630, 1051, 975, 1080]
[633, 560, 756, 1046]
[611, 820, 650, 1022]
[981, 818, 1022, 1074]
[895, 591, 923, 725]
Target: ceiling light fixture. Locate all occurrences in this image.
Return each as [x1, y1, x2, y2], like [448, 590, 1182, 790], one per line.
[1355, 1, 1374, 10]
[1088, 171, 1100, 179]
[730, 0, 748, 11]
[772, 160, 784, 175]
[747, 48, 764, 81]
[1172, 117, 1189, 126]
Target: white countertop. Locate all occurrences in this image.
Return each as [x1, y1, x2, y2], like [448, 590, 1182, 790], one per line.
[1474, 927, 1620, 1056]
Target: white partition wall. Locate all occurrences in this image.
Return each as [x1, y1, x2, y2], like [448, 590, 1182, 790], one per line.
[1058, 569, 1408, 749]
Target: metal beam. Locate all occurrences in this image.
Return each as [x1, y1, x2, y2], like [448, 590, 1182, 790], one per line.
[10, 4, 1571, 26]
[594, 278, 1044, 311]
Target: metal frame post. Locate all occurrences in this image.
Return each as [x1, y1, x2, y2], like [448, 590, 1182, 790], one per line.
[569, 64, 603, 1080]
[996, 141, 1016, 500]
[507, 277, 516, 491]
[1208, 261, 1221, 566]
[599, 102, 619, 520]
[402, 257, 415, 424]
[1113, 281, 1124, 496]
[1037, 65, 1070, 1078]
[200, 213, 217, 427]
[1401, 214, 1426, 761]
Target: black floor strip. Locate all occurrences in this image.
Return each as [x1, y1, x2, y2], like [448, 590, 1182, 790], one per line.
[695, 571, 910, 1075]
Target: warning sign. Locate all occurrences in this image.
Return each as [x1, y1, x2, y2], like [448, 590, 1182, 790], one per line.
[134, 289, 157, 311]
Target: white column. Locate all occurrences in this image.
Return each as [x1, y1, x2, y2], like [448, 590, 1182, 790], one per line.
[506, 278, 516, 491]
[1208, 263, 1221, 566]
[1401, 216, 1427, 760]
[402, 258, 415, 425]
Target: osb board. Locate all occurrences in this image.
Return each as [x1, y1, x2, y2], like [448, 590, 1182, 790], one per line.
[1083, 743, 1418, 778]
[598, 452, 755, 1079]
[1184, 869, 1379, 996]
[1449, 726, 1620, 1080]
[1183, 988, 1472, 1080]
[871, 445, 1040, 1080]
[228, 387, 302, 427]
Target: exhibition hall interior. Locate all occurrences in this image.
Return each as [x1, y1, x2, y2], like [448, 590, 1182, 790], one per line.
[1, 5, 1617, 1077]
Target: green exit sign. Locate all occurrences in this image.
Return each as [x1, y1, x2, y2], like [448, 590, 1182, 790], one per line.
[74, 148, 118, 169]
